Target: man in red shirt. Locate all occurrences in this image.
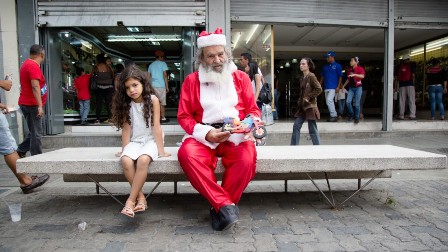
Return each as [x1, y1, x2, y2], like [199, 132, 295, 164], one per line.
[74, 67, 91, 125]
[16, 44, 48, 157]
[177, 28, 261, 231]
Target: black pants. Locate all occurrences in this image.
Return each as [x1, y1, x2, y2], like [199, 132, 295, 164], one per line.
[95, 88, 114, 120]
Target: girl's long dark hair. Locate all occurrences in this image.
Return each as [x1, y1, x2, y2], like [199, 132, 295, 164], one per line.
[111, 64, 156, 130]
[248, 62, 259, 81]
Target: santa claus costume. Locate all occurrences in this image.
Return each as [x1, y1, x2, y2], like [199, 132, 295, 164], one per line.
[177, 28, 261, 231]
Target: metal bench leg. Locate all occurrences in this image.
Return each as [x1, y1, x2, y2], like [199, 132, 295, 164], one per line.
[96, 184, 100, 194]
[86, 175, 124, 207]
[174, 181, 178, 195]
[324, 172, 336, 207]
[305, 173, 336, 208]
[358, 178, 361, 190]
[145, 175, 166, 200]
[334, 170, 384, 209]
[285, 180, 288, 193]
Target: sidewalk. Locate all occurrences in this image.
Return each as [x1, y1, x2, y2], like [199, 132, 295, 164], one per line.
[0, 133, 447, 251]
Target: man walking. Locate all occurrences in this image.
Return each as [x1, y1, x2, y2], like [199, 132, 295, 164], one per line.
[148, 50, 169, 123]
[320, 51, 343, 122]
[394, 55, 416, 120]
[16, 44, 48, 158]
[1, 76, 49, 193]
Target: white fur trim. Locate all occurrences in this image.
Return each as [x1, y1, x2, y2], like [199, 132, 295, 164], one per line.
[197, 34, 226, 48]
[192, 124, 218, 149]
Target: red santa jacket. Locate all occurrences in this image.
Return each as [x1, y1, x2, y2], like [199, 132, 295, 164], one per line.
[177, 68, 261, 148]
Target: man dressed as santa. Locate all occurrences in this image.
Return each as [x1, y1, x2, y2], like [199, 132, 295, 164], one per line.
[177, 28, 262, 231]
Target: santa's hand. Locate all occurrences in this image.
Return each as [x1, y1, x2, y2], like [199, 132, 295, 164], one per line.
[206, 128, 231, 143]
[158, 152, 171, 158]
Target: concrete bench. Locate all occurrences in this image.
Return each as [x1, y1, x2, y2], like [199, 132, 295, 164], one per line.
[16, 145, 446, 209]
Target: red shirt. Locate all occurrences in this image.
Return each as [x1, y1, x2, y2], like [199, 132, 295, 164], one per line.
[348, 65, 366, 88]
[18, 59, 47, 106]
[74, 74, 91, 100]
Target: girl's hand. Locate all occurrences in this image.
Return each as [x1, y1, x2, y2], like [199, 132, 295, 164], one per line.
[158, 152, 171, 158]
[115, 151, 122, 157]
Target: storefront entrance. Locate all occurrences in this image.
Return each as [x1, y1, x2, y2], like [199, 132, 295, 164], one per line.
[41, 26, 197, 129]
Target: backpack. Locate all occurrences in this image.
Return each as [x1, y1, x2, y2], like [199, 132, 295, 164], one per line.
[258, 82, 272, 104]
[398, 63, 411, 82]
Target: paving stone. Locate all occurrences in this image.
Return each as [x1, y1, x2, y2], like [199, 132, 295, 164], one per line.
[253, 226, 292, 235]
[253, 234, 277, 251]
[175, 225, 213, 235]
[99, 241, 126, 252]
[384, 225, 416, 242]
[251, 208, 268, 220]
[274, 233, 316, 243]
[298, 242, 345, 252]
[334, 235, 367, 252]
[381, 240, 430, 251]
[211, 242, 255, 251]
[328, 226, 371, 235]
[276, 241, 301, 252]
[412, 233, 448, 251]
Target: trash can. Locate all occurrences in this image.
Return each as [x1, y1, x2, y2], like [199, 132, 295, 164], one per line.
[5, 110, 19, 145]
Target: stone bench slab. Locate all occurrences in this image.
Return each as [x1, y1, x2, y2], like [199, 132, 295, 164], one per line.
[17, 145, 446, 175]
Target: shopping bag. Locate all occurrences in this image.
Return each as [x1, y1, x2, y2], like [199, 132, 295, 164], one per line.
[262, 103, 274, 126]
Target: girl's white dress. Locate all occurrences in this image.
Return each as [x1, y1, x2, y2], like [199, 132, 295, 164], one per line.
[121, 99, 159, 161]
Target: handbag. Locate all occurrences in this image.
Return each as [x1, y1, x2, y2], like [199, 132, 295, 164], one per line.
[89, 67, 98, 91]
[258, 83, 272, 104]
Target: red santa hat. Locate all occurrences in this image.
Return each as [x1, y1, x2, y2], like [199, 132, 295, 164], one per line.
[197, 27, 226, 49]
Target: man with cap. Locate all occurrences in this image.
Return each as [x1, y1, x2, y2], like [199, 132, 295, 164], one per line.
[320, 51, 343, 122]
[177, 28, 261, 231]
[148, 50, 169, 123]
[394, 55, 416, 120]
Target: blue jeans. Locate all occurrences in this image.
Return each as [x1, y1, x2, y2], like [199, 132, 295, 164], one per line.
[79, 99, 90, 122]
[325, 89, 337, 118]
[290, 116, 320, 145]
[17, 105, 43, 156]
[429, 85, 445, 117]
[346, 86, 363, 120]
[338, 99, 346, 116]
[272, 89, 280, 120]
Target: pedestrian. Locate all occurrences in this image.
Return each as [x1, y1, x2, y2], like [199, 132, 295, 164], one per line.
[320, 51, 343, 122]
[177, 27, 262, 231]
[147, 50, 169, 123]
[344, 57, 366, 124]
[248, 61, 263, 109]
[1, 76, 49, 193]
[240, 52, 264, 82]
[74, 67, 91, 125]
[394, 55, 416, 120]
[111, 64, 170, 218]
[16, 44, 48, 158]
[92, 53, 114, 124]
[426, 58, 447, 120]
[290, 58, 323, 145]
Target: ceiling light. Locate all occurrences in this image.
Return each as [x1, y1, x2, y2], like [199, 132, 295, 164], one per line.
[292, 59, 298, 63]
[410, 47, 442, 57]
[285, 62, 290, 68]
[126, 27, 141, 33]
[233, 33, 241, 49]
[107, 34, 182, 42]
[246, 24, 259, 44]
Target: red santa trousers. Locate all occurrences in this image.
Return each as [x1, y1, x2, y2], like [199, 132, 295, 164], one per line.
[178, 137, 256, 211]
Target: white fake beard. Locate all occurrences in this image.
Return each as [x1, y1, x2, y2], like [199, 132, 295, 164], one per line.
[200, 62, 232, 84]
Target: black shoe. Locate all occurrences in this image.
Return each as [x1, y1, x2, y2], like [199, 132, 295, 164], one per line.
[17, 151, 26, 158]
[160, 118, 170, 124]
[354, 119, 360, 124]
[326, 117, 338, 122]
[218, 205, 239, 231]
[210, 208, 221, 231]
[20, 174, 50, 194]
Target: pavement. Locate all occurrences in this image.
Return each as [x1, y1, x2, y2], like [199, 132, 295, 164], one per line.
[1, 132, 448, 251]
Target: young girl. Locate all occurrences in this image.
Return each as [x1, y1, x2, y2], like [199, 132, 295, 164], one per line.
[111, 64, 170, 218]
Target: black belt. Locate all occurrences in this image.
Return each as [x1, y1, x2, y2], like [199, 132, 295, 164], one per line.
[202, 123, 223, 129]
